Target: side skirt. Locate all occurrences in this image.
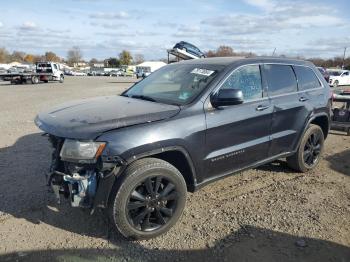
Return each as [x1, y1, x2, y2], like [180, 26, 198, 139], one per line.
[194, 151, 294, 191]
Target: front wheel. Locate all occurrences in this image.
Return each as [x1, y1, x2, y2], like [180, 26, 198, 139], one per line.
[108, 158, 187, 240]
[333, 80, 339, 88]
[59, 74, 64, 83]
[287, 124, 324, 172]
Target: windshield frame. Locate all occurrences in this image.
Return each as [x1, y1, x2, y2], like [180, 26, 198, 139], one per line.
[121, 63, 226, 106]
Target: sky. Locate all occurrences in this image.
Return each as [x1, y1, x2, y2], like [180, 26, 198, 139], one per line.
[0, 0, 349, 60]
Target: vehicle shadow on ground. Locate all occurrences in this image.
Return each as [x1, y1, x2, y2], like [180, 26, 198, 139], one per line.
[1, 133, 349, 262]
[255, 160, 295, 174]
[0, 81, 60, 86]
[0, 226, 349, 262]
[325, 148, 350, 176]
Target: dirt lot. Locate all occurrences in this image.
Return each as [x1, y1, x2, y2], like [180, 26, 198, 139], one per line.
[0, 76, 349, 262]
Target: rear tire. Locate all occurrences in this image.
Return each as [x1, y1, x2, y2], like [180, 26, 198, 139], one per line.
[287, 124, 324, 172]
[31, 76, 39, 84]
[108, 158, 187, 240]
[59, 74, 64, 83]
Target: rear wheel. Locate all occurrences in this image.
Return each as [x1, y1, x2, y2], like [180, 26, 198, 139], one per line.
[31, 76, 39, 84]
[108, 158, 187, 240]
[59, 74, 64, 83]
[287, 124, 324, 172]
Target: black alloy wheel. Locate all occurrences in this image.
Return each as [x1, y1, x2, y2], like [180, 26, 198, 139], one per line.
[303, 131, 322, 167]
[287, 124, 324, 172]
[127, 176, 178, 232]
[108, 158, 187, 240]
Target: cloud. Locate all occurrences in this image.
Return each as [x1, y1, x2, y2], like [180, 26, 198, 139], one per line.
[19, 21, 37, 31]
[202, 1, 343, 36]
[89, 11, 129, 19]
[0, 22, 3, 27]
[244, 0, 275, 10]
[90, 22, 128, 29]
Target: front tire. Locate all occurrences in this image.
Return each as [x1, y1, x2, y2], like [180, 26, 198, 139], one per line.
[108, 158, 187, 240]
[287, 124, 324, 172]
[59, 74, 64, 83]
[333, 80, 339, 88]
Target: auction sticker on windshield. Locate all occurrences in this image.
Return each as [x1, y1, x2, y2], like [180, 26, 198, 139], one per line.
[191, 68, 215, 76]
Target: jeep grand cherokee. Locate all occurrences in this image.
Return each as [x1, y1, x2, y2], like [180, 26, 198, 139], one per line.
[35, 57, 332, 240]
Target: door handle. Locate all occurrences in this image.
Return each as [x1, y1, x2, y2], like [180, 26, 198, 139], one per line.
[256, 105, 270, 111]
[299, 97, 309, 102]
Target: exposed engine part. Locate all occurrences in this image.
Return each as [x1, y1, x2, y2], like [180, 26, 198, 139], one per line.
[63, 170, 98, 207]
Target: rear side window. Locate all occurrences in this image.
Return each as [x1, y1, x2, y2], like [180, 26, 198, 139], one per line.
[221, 65, 262, 101]
[264, 64, 297, 96]
[294, 66, 321, 90]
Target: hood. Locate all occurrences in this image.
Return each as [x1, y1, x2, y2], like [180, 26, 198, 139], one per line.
[35, 95, 180, 140]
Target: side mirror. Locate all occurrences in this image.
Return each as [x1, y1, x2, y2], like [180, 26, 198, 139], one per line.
[210, 89, 244, 108]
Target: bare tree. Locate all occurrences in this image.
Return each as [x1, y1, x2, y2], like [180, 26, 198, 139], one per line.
[134, 54, 144, 64]
[10, 51, 26, 62]
[67, 46, 82, 66]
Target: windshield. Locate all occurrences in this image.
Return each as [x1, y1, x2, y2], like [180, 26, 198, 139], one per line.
[123, 63, 224, 105]
[328, 71, 341, 76]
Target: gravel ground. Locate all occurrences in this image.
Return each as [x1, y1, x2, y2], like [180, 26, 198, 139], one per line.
[0, 76, 349, 262]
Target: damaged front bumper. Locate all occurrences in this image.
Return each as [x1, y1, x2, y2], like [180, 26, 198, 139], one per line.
[46, 135, 124, 211]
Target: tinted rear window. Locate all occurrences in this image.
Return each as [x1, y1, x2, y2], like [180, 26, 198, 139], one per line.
[294, 66, 321, 90]
[264, 64, 297, 96]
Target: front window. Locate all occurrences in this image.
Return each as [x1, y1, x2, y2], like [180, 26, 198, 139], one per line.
[123, 64, 224, 105]
[328, 71, 341, 76]
[221, 65, 263, 101]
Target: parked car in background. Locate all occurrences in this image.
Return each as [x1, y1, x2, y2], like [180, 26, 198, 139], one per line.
[71, 71, 87, 76]
[173, 41, 206, 59]
[35, 57, 331, 240]
[329, 70, 350, 87]
[121, 69, 135, 77]
[317, 67, 330, 82]
[88, 71, 97, 76]
[109, 70, 124, 77]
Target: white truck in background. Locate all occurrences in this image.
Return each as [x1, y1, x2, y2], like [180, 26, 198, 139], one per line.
[0, 62, 64, 84]
[135, 61, 167, 78]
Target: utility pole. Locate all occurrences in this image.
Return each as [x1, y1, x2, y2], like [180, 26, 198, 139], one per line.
[272, 47, 276, 56]
[342, 47, 347, 69]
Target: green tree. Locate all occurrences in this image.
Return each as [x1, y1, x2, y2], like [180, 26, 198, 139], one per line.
[119, 50, 132, 65]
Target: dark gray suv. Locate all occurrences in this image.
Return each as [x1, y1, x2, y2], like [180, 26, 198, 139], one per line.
[35, 57, 332, 240]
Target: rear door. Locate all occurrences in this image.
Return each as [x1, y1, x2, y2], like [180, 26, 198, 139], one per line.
[263, 64, 309, 156]
[204, 64, 273, 178]
[293, 65, 325, 120]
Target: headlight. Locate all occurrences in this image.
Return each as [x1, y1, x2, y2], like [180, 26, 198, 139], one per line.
[60, 139, 106, 162]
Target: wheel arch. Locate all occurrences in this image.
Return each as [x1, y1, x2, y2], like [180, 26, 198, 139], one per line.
[310, 114, 329, 139]
[125, 146, 197, 192]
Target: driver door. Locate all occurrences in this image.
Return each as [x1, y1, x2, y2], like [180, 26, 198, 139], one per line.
[204, 64, 273, 179]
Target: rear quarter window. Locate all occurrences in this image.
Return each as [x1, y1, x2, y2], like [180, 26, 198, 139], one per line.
[294, 66, 321, 90]
[263, 64, 297, 96]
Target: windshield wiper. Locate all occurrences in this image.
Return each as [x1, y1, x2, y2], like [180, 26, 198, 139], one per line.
[129, 95, 157, 102]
